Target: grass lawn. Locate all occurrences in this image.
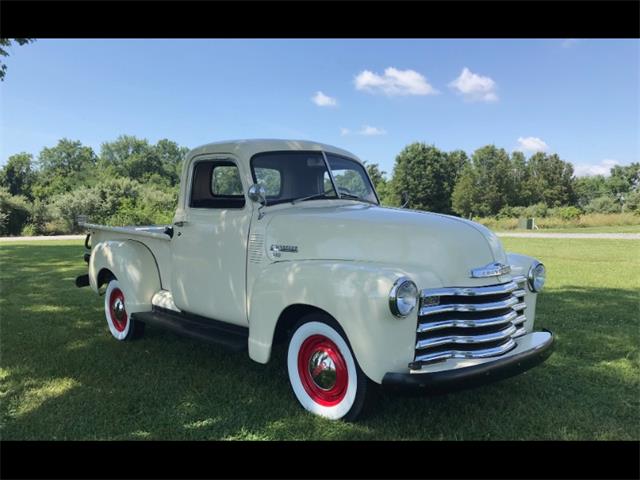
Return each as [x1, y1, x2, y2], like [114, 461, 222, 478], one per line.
[1, 239, 638, 440]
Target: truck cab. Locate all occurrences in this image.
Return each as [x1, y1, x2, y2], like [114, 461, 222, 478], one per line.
[77, 139, 554, 421]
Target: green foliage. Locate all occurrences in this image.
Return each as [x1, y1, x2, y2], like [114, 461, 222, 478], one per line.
[584, 195, 621, 214]
[526, 153, 575, 207]
[34, 139, 98, 198]
[0, 39, 35, 81]
[0, 153, 35, 198]
[549, 206, 582, 221]
[0, 187, 30, 236]
[392, 143, 464, 213]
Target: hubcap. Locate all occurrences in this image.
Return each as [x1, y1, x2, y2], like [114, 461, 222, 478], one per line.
[298, 334, 348, 406]
[308, 351, 337, 390]
[109, 288, 128, 332]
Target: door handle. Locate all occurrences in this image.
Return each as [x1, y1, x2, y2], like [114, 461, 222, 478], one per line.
[174, 221, 188, 227]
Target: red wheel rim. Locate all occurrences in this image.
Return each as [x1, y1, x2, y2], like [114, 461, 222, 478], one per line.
[298, 334, 348, 406]
[109, 288, 128, 332]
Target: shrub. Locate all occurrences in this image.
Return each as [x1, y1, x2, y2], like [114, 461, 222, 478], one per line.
[21, 224, 37, 236]
[624, 190, 640, 214]
[585, 196, 621, 214]
[0, 188, 30, 236]
[549, 206, 582, 221]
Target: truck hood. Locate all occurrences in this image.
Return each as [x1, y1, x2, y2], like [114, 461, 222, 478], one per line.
[262, 203, 508, 286]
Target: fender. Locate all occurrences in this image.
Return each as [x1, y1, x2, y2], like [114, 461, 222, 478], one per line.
[247, 260, 441, 384]
[89, 240, 162, 315]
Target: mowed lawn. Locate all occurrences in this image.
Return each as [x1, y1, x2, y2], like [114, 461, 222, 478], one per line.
[0, 238, 638, 440]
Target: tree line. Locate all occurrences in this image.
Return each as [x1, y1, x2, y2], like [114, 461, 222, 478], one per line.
[1, 136, 638, 236]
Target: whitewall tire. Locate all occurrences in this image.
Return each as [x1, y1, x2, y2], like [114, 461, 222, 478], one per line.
[287, 315, 368, 421]
[104, 279, 144, 341]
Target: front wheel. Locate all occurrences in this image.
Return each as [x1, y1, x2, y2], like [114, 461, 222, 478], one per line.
[104, 279, 144, 341]
[287, 314, 368, 421]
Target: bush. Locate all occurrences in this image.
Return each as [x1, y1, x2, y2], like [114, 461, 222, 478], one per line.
[585, 196, 621, 214]
[0, 188, 30, 236]
[21, 224, 37, 236]
[624, 190, 640, 214]
[549, 206, 582, 221]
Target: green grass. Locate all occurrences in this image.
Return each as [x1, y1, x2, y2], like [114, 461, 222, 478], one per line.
[503, 225, 640, 234]
[1, 239, 639, 440]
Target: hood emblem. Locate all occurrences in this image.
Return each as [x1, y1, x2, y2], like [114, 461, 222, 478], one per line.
[270, 244, 298, 257]
[470, 262, 511, 278]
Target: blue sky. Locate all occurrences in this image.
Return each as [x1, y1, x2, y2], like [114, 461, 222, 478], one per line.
[1, 39, 638, 177]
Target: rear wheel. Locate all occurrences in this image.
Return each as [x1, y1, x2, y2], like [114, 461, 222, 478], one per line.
[287, 314, 368, 421]
[104, 279, 144, 341]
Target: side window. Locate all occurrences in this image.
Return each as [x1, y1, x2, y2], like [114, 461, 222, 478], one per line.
[190, 160, 246, 209]
[255, 167, 282, 197]
[212, 165, 243, 196]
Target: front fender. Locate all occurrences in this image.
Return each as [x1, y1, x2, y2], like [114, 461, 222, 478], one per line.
[247, 261, 423, 384]
[89, 240, 161, 314]
[507, 252, 539, 332]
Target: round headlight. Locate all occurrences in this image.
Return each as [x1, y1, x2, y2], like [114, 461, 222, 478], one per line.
[389, 277, 418, 317]
[528, 261, 546, 292]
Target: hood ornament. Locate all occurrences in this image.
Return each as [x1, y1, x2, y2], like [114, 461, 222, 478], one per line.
[470, 262, 511, 278]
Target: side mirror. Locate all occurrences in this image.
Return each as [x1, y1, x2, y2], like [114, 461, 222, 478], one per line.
[248, 184, 267, 205]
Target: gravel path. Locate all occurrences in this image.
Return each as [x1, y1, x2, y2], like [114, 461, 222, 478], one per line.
[497, 232, 640, 240]
[0, 235, 85, 242]
[1, 232, 639, 242]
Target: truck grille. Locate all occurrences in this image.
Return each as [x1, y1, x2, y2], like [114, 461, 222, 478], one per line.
[412, 277, 527, 367]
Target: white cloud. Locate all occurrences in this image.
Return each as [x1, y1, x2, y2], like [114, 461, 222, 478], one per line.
[516, 136, 549, 153]
[340, 128, 350, 136]
[449, 67, 498, 102]
[574, 159, 621, 177]
[358, 125, 386, 136]
[311, 91, 337, 107]
[354, 67, 438, 96]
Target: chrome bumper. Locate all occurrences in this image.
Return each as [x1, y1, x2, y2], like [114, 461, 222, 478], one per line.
[381, 330, 554, 393]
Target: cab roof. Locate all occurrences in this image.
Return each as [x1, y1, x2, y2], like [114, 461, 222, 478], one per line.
[186, 139, 362, 164]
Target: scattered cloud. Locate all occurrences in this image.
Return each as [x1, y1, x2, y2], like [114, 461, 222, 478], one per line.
[561, 39, 580, 48]
[516, 136, 549, 153]
[311, 91, 337, 107]
[354, 67, 438, 96]
[359, 125, 386, 136]
[340, 125, 387, 136]
[449, 67, 498, 102]
[574, 159, 621, 177]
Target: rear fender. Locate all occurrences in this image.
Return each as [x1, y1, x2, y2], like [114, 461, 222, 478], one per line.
[89, 240, 161, 314]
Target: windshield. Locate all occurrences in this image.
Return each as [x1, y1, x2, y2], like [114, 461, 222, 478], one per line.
[250, 151, 378, 206]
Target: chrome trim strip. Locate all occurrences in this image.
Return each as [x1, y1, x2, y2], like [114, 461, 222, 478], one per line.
[417, 310, 517, 333]
[512, 275, 527, 284]
[416, 325, 517, 350]
[513, 301, 527, 311]
[470, 262, 511, 278]
[419, 296, 519, 316]
[421, 281, 518, 299]
[514, 289, 526, 298]
[512, 314, 527, 326]
[414, 338, 517, 364]
[513, 326, 527, 338]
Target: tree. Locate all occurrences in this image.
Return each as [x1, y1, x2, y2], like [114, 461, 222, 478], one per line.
[34, 139, 97, 198]
[574, 175, 608, 209]
[390, 143, 463, 213]
[469, 145, 513, 216]
[526, 152, 575, 207]
[0, 39, 35, 81]
[508, 151, 530, 206]
[607, 163, 640, 206]
[452, 163, 480, 217]
[0, 152, 35, 198]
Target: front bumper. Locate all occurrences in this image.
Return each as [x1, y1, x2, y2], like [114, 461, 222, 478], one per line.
[381, 330, 554, 393]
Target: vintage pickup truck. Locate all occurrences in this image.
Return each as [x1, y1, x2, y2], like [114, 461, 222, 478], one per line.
[76, 139, 553, 420]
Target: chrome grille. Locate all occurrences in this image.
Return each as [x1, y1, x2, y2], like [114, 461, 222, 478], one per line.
[413, 277, 527, 367]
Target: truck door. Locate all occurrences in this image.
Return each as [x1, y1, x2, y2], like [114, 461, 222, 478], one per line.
[170, 157, 251, 326]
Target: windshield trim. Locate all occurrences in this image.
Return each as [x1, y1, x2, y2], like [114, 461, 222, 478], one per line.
[249, 149, 380, 206]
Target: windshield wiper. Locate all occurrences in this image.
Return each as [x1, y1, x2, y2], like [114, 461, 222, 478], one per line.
[337, 192, 377, 205]
[291, 193, 333, 204]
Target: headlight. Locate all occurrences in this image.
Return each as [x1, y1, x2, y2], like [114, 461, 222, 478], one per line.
[389, 277, 418, 317]
[528, 261, 546, 292]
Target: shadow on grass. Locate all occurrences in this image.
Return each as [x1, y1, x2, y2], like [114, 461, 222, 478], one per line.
[1, 244, 638, 440]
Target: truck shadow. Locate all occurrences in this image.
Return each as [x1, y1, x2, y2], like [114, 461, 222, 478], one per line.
[1, 243, 638, 439]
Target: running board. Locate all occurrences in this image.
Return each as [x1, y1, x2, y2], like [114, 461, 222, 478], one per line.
[131, 307, 248, 352]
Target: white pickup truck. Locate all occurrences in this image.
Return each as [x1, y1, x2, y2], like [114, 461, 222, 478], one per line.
[76, 139, 554, 420]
